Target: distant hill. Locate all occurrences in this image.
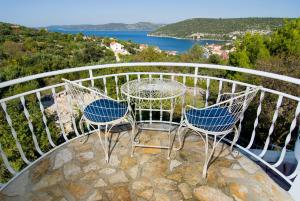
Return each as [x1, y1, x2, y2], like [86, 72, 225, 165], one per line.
[46, 22, 165, 31]
[150, 18, 287, 40]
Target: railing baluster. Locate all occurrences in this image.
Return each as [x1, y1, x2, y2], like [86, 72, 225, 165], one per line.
[216, 80, 223, 103]
[149, 74, 152, 124]
[193, 67, 198, 106]
[64, 86, 79, 137]
[171, 74, 175, 81]
[288, 127, 300, 180]
[246, 91, 265, 149]
[137, 74, 142, 121]
[1, 102, 31, 165]
[20, 96, 44, 156]
[229, 83, 236, 109]
[51, 88, 69, 140]
[160, 74, 163, 121]
[259, 95, 283, 158]
[288, 160, 300, 180]
[114, 76, 119, 100]
[89, 69, 94, 87]
[237, 86, 250, 137]
[36, 92, 56, 147]
[103, 77, 108, 95]
[205, 78, 210, 107]
[181, 76, 187, 122]
[273, 102, 300, 167]
[231, 83, 236, 93]
[0, 142, 16, 175]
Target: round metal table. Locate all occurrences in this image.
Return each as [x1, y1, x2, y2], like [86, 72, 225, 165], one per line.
[121, 78, 186, 158]
[121, 78, 186, 101]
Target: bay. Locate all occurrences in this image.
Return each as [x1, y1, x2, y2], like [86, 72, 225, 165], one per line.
[49, 30, 224, 53]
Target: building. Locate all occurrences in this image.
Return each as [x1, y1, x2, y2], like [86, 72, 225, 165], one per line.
[165, 50, 177, 56]
[190, 33, 204, 40]
[206, 44, 233, 60]
[110, 41, 123, 52]
[139, 44, 148, 51]
[110, 41, 130, 55]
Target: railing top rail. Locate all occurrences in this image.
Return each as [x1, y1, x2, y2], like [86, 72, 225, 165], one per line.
[1, 71, 300, 103]
[1, 62, 300, 89]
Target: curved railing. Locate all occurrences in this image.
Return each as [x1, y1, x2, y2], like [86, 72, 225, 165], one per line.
[0, 62, 299, 196]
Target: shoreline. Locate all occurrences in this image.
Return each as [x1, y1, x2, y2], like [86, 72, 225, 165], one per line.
[147, 33, 230, 42]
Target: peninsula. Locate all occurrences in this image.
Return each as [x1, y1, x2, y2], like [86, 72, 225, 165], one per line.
[149, 18, 286, 40]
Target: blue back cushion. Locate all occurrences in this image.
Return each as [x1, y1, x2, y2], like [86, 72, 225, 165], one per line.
[186, 106, 236, 132]
[84, 99, 127, 123]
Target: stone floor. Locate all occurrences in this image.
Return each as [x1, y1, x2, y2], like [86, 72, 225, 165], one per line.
[0, 127, 294, 201]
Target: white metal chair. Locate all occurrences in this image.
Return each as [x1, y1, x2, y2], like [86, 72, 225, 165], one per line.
[63, 79, 135, 163]
[177, 86, 261, 178]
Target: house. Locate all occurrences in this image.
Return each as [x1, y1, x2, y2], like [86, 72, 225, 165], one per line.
[10, 25, 20, 29]
[165, 50, 177, 56]
[221, 51, 229, 60]
[110, 41, 123, 52]
[206, 44, 233, 60]
[139, 44, 148, 51]
[109, 41, 130, 62]
[110, 41, 130, 55]
[190, 33, 204, 40]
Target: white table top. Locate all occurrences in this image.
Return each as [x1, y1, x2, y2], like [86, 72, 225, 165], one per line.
[121, 78, 186, 100]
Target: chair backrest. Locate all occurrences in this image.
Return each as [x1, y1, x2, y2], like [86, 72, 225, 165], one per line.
[223, 86, 260, 119]
[185, 86, 261, 133]
[63, 78, 112, 112]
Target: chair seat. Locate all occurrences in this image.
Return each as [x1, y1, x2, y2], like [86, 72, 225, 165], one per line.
[84, 99, 127, 123]
[186, 106, 236, 132]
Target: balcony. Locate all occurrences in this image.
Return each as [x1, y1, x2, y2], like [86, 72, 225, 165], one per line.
[0, 62, 299, 201]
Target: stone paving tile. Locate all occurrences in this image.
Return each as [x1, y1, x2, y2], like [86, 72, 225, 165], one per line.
[0, 130, 294, 201]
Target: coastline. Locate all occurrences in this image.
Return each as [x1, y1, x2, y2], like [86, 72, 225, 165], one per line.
[147, 33, 188, 40]
[147, 33, 230, 42]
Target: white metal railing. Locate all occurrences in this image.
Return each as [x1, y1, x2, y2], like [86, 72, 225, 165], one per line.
[0, 62, 299, 198]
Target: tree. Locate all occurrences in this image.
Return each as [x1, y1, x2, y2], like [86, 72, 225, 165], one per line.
[269, 18, 300, 56]
[130, 47, 166, 62]
[2, 41, 24, 59]
[208, 54, 221, 64]
[229, 49, 250, 68]
[180, 44, 205, 63]
[188, 44, 204, 59]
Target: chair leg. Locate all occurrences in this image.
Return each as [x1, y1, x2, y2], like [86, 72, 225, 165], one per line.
[126, 114, 136, 157]
[202, 134, 217, 178]
[230, 126, 239, 151]
[167, 125, 172, 159]
[97, 125, 110, 163]
[175, 121, 185, 151]
[79, 117, 89, 143]
[130, 122, 136, 157]
[104, 125, 109, 163]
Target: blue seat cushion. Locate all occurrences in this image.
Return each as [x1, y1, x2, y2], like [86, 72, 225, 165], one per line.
[186, 106, 236, 132]
[84, 99, 127, 123]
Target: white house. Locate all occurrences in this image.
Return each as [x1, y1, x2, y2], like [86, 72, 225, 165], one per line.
[110, 41, 123, 52]
[109, 41, 130, 56]
[109, 41, 130, 61]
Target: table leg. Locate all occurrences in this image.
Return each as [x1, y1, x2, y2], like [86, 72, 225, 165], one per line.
[167, 98, 175, 159]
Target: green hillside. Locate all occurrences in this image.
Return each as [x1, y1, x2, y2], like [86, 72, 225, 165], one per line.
[150, 18, 287, 39]
[46, 22, 165, 31]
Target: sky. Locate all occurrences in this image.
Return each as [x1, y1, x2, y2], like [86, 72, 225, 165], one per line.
[0, 0, 299, 27]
